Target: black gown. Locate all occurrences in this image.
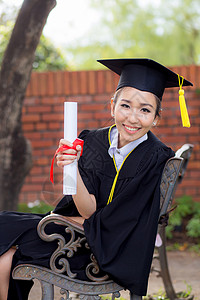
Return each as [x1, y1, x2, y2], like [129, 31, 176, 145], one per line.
[0, 126, 174, 299]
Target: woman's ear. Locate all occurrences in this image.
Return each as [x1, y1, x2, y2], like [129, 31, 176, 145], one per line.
[110, 98, 115, 117]
[153, 116, 159, 126]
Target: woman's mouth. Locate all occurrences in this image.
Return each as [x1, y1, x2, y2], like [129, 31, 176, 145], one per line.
[123, 124, 140, 133]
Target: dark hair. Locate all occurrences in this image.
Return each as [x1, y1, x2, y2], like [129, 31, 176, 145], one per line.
[154, 95, 162, 118]
[112, 87, 162, 118]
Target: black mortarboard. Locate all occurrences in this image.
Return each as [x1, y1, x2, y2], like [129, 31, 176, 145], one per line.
[97, 58, 193, 99]
[97, 58, 193, 127]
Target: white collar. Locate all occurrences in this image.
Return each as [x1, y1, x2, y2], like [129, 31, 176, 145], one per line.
[108, 126, 148, 160]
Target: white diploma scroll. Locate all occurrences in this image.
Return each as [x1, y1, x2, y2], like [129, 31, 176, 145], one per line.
[63, 102, 77, 195]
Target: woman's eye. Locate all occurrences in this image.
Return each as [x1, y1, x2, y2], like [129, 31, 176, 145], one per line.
[141, 107, 151, 113]
[121, 104, 130, 109]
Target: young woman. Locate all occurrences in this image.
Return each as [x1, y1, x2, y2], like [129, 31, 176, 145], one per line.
[0, 58, 192, 300]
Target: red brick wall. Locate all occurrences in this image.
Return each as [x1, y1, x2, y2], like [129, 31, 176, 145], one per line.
[20, 65, 200, 203]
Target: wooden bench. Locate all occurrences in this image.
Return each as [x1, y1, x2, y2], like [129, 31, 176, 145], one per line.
[12, 144, 194, 300]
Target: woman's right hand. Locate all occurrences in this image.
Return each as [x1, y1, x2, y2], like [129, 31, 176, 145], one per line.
[56, 139, 82, 168]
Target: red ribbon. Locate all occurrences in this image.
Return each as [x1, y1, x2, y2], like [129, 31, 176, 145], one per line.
[50, 138, 84, 184]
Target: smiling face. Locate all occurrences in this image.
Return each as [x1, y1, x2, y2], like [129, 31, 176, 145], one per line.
[111, 87, 159, 148]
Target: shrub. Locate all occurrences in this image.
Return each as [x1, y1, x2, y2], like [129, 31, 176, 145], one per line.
[166, 195, 200, 240]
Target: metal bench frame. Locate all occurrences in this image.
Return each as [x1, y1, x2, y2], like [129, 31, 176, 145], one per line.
[13, 144, 194, 300]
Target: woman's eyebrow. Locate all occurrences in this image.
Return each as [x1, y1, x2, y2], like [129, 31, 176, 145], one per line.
[140, 103, 154, 108]
[120, 99, 131, 103]
[120, 99, 155, 109]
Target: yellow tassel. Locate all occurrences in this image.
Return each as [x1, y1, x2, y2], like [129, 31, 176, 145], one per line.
[178, 75, 191, 128]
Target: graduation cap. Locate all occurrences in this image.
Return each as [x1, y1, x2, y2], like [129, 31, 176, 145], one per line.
[97, 58, 193, 127]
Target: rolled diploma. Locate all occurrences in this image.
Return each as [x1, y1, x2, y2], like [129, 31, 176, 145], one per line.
[63, 102, 77, 195]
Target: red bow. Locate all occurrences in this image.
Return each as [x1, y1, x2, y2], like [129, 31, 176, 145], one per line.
[50, 138, 84, 184]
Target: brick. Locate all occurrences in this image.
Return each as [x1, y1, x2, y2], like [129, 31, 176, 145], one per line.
[88, 71, 96, 94]
[46, 72, 55, 96]
[38, 72, 48, 96]
[43, 149, 56, 156]
[26, 193, 41, 202]
[32, 149, 43, 157]
[94, 111, 112, 119]
[22, 114, 40, 122]
[105, 70, 115, 93]
[64, 72, 71, 95]
[20, 66, 200, 203]
[80, 103, 106, 112]
[36, 158, 50, 166]
[96, 70, 105, 94]
[188, 64, 198, 88]
[78, 112, 93, 120]
[42, 113, 63, 121]
[78, 121, 87, 130]
[32, 140, 54, 148]
[79, 71, 88, 95]
[173, 126, 199, 135]
[31, 176, 48, 183]
[42, 131, 62, 139]
[48, 122, 62, 130]
[183, 188, 198, 196]
[22, 184, 42, 192]
[113, 73, 119, 90]
[87, 120, 99, 129]
[188, 161, 200, 169]
[99, 119, 113, 128]
[93, 94, 111, 102]
[35, 123, 47, 130]
[41, 96, 62, 105]
[25, 132, 41, 139]
[71, 71, 79, 95]
[29, 72, 39, 96]
[66, 95, 92, 104]
[24, 97, 39, 106]
[23, 123, 35, 131]
[53, 104, 64, 113]
[27, 106, 52, 113]
[54, 71, 65, 95]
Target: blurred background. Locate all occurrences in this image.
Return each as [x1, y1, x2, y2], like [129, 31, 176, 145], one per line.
[1, 0, 200, 70]
[0, 3, 199, 298]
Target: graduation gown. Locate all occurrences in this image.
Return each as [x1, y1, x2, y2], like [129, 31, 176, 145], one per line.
[56, 126, 174, 295]
[0, 126, 174, 299]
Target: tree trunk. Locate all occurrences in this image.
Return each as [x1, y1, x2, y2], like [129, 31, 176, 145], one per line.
[0, 0, 56, 210]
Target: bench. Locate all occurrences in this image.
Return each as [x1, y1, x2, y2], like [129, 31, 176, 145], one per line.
[153, 143, 194, 300]
[12, 143, 194, 300]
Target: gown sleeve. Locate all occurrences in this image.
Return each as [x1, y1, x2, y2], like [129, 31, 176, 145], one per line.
[83, 146, 174, 296]
[77, 130, 98, 197]
[53, 129, 97, 216]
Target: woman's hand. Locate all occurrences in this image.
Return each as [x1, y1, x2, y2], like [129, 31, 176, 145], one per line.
[56, 139, 82, 168]
[56, 139, 96, 219]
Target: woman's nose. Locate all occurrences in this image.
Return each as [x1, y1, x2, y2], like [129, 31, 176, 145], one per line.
[128, 110, 139, 123]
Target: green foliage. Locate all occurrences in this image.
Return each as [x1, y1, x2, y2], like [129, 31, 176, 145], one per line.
[18, 200, 54, 214]
[0, 22, 68, 71]
[33, 35, 68, 71]
[65, 0, 200, 70]
[166, 195, 200, 240]
[188, 243, 200, 254]
[144, 282, 192, 299]
[2, 0, 200, 70]
[0, 21, 13, 65]
[187, 216, 200, 238]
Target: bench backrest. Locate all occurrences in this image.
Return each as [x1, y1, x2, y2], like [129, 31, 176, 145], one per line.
[159, 144, 194, 218]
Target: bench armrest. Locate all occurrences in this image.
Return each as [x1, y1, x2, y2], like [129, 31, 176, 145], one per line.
[37, 213, 109, 282]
